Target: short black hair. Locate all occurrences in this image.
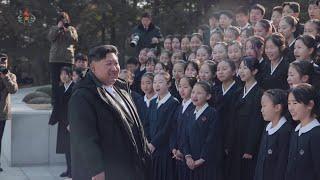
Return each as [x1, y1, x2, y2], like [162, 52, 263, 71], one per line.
[126, 57, 139, 65]
[56, 12, 71, 24]
[282, 2, 300, 13]
[88, 45, 118, 63]
[309, 0, 320, 5]
[220, 10, 234, 20]
[250, 4, 266, 16]
[75, 53, 88, 62]
[141, 12, 151, 18]
[235, 6, 249, 16]
[264, 89, 288, 116]
[60, 66, 72, 75]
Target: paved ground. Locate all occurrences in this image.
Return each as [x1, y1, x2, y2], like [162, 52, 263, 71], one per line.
[0, 154, 69, 180]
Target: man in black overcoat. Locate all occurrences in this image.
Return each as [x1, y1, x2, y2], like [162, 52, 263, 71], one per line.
[68, 45, 150, 180]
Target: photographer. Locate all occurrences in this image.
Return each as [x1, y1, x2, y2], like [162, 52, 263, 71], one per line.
[48, 12, 78, 104]
[0, 53, 18, 172]
[131, 12, 162, 56]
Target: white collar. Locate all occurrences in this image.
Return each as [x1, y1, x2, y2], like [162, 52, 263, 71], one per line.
[270, 57, 283, 75]
[103, 85, 114, 95]
[182, 99, 192, 113]
[242, 81, 257, 98]
[222, 81, 235, 95]
[295, 119, 320, 136]
[144, 94, 157, 107]
[64, 81, 73, 92]
[156, 92, 171, 108]
[194, 103, 209, 120]
[259, 57, 264, 64]
[241, 23, 251, 30]
[266, 117, 287, 135]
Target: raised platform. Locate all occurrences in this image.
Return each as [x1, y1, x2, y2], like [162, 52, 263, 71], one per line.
[2, 86, 65, 167]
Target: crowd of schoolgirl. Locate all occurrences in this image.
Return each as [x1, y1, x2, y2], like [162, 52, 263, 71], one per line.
[121, 1, 320, 180]
[48, 1, 320, 179]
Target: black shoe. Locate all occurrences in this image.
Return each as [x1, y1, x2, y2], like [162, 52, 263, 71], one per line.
[0, 167, 3, 172]
[59, 171, 69, 177]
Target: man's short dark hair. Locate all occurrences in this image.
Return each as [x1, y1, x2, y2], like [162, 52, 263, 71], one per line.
[88, 45, 118, 63]
[220, 10, 234, 19]
[309, 0, 320, 5]
[235, 6, 249, 16]
[283, 2, 300, 13]
[126, 57, 139, 65]
[209, 12, 220, 19]
[250, 4, 266, 16]
[141, 12, 151, 19]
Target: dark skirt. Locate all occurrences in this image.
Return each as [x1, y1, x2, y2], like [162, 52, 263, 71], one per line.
[189, 163, 214, 180]
[226, 153, 256, 180]
[56, 122, 70, 154]
[151, 152, 174, 180]
[175, 159, 189, 180]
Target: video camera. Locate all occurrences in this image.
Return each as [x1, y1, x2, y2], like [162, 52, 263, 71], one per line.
[130, 34, 140, 47]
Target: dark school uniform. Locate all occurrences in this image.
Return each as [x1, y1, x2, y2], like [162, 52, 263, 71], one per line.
[212, 81, 241, 144]
[49, 81, 74, 175]
[225, 82, 265, 180]
[132, 67, 146, 95]
[170, 79, 182, 102]
[284, 40, 296, 63]
[212, 81, 242, 179]
[256, 57, 268, 87]
[254, 117, 293, 180]
[135, 94, 157, 131]
[184, 104, 223, 180]
[285, 119, 320, 180]
[261, 58, 289, 90]
[170, 99, 195, 180]
[145, 93, 180, 180]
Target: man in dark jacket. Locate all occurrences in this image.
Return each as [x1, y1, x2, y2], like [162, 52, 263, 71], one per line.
[131, 12, 162, 55]
[68, 45, 150, 180]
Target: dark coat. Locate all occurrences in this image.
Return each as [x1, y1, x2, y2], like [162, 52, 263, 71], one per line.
[48, 25, 78, 64]
[254, 121, 293, 180]
[225, 84, 265, 180]
[285, 126, 320, 180]
[132, 68, 146, 95]
[261, 58, 289, 90]
[49, 82, 74, 153]
[132, 22, 162, 53]
[68, 71, 150, 180]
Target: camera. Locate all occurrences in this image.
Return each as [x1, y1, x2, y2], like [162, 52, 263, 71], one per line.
[130, 34, 140, 47]
[0, 66, 8, 75]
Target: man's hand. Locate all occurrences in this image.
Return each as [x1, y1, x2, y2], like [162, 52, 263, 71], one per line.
[0, 72, 6, 79]
[151, 37, 159, 44]
[147, 143, 156, 153]
[92, 171, 105, 180]
[242, 153, 253, 159]
[58, 21, 64, 28]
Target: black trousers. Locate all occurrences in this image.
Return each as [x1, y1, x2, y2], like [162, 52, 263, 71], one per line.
[0, 121, 6, 163]
[49, 63, 72, 105]
[65, 151, 72, 175]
